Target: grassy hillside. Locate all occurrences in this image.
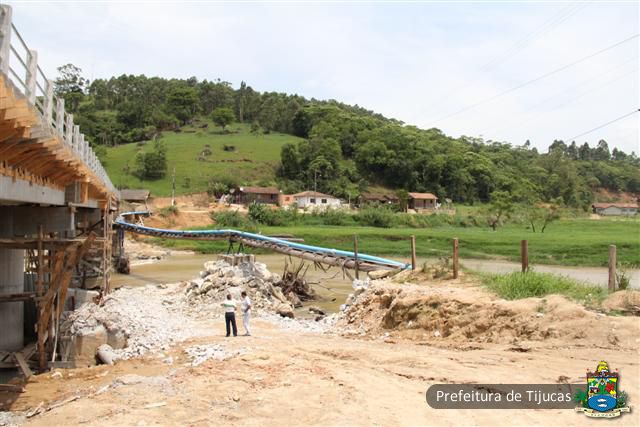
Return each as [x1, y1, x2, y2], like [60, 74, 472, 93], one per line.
[104, 120, 303, 196]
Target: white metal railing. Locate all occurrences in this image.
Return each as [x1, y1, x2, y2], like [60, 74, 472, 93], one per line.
[0, 5, 116, 195]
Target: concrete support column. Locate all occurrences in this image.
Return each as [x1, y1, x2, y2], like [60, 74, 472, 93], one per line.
[0, 249, 24, 351]
[0, 206, 25, 351]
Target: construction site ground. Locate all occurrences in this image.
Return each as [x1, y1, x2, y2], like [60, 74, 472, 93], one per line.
[3, 269, 639, 426]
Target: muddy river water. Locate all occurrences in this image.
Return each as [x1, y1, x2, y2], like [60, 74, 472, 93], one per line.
[112, 252, 639, 314]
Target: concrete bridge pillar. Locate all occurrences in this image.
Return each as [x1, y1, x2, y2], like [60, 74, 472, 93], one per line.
[0, 206, 24, 351]
[0, 248, 24, 351]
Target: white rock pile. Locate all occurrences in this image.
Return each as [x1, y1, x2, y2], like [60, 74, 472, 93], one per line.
[59, 258, 333, 367]
[60, 284, 206, 360]
[184, 260, 295, 318]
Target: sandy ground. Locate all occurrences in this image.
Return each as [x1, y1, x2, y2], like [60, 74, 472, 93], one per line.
[5, 295, 639, 426]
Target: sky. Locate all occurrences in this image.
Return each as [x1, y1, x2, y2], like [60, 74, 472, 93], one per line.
[7, 0, 640, 153]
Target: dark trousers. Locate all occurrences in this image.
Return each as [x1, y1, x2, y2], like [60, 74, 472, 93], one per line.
[225, 312, 237, 337]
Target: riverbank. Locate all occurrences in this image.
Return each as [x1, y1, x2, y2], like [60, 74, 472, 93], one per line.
[112, 249, 639, 311]
[4, 261, 639, 426]
[150, 218, 640, 267]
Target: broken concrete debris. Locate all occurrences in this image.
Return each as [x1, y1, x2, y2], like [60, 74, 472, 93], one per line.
[185, 259, 296, 318]
[58, 257, 327, 367]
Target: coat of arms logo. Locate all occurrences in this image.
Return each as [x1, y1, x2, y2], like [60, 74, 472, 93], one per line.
[575, 361, 630, 418]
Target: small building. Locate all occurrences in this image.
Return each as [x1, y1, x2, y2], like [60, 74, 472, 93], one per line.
[120, 189, 151, 203]
[358, 192, 399, 207]
[592, 202, 638, 216]
[408, 192, 437, 210]
[234, 186, 280, 205]
[291, 191, 341, 209]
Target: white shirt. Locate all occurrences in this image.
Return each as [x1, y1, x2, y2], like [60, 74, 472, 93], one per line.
[242, 296, 252, 312]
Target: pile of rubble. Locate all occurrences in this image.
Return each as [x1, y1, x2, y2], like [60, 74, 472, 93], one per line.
[183, 259, 297, 319]
[58, 257, 331, 367]
[60, 284, 206, 364]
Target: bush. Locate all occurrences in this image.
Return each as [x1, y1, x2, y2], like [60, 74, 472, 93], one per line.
[158, 205, 179, 218]
[212, 210, 251, 229]
[133, 140, 167, 180]
[207, 181, 229, 198]
[356, 207, 395, 228]
[247, 202, 286, 226]
[480, 271, 606, 304]
[318, 208, 350, 226]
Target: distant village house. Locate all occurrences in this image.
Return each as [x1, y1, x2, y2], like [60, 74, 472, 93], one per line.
[408, 192, 438, 210]
[234, 186, 281, 205]
[592, 202, 638, 216]
[289, 191, 342, 209]
[120, 189, 151, 203]
[120, 189, 151, 209]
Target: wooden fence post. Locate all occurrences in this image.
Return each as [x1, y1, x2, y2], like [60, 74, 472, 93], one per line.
[353, 234, 359, 279]
[521, 240, 529, 273]
[452, 238, 459, 279]
[411, 235, 417, 270]
[608, 245, 616, 291]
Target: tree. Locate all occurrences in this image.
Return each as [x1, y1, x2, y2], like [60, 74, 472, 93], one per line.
[396, 189, 409, 212]
[211, 107, 235, 131]
[54, 63, 88, 113]
[166, 86, 199, 125]
[594, 139, 611, 161]
[524, 198, 561, 233]
[134, 139, 168, 180]
[486, 191, 515, 231]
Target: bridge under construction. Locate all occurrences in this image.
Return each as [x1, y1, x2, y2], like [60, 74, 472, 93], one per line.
[0, 5, 118, 371]
[0, 3, 410, 377]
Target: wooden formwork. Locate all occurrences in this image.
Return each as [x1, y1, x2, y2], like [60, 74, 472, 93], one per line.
[0, 74, 115, 202]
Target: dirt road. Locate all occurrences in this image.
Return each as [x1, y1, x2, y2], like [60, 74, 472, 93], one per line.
[8, 314, 638, 427]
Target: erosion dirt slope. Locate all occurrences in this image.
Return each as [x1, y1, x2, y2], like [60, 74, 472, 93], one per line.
[338, 272, 638, 351]
[4, 271, 640, 427]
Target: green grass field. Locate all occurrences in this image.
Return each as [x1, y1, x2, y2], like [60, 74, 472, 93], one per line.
[152, 218, 640, 267]
[104, 121, 302, 196]
[479, 271, 606, 304]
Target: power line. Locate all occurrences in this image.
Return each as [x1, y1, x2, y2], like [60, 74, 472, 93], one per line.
[430, 33, 640, 125]
[423, 2, 587, 117]
[565, 109, 639, 142]
[485, 58, 638, 137]
[477, 2, 588, 74]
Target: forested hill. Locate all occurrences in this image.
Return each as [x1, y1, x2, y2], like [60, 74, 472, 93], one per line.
[56, 64, 640, 208]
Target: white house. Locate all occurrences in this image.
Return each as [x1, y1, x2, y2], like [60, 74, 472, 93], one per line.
[592, 202, 638, 216]
[291, 191, 342, 209]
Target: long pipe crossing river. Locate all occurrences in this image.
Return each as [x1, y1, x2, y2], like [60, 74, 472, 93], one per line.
[115, 211, 410, 272]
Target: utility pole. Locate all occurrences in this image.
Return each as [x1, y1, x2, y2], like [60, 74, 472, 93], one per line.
[171, 167, 176, 206]
[314, 170, 321, 193]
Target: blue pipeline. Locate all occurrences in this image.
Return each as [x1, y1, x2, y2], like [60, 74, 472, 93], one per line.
[116, 211, 410, 270]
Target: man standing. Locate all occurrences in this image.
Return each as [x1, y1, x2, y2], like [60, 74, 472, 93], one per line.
[222, 293, 237, 337]
[241, 291, 252, 336]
